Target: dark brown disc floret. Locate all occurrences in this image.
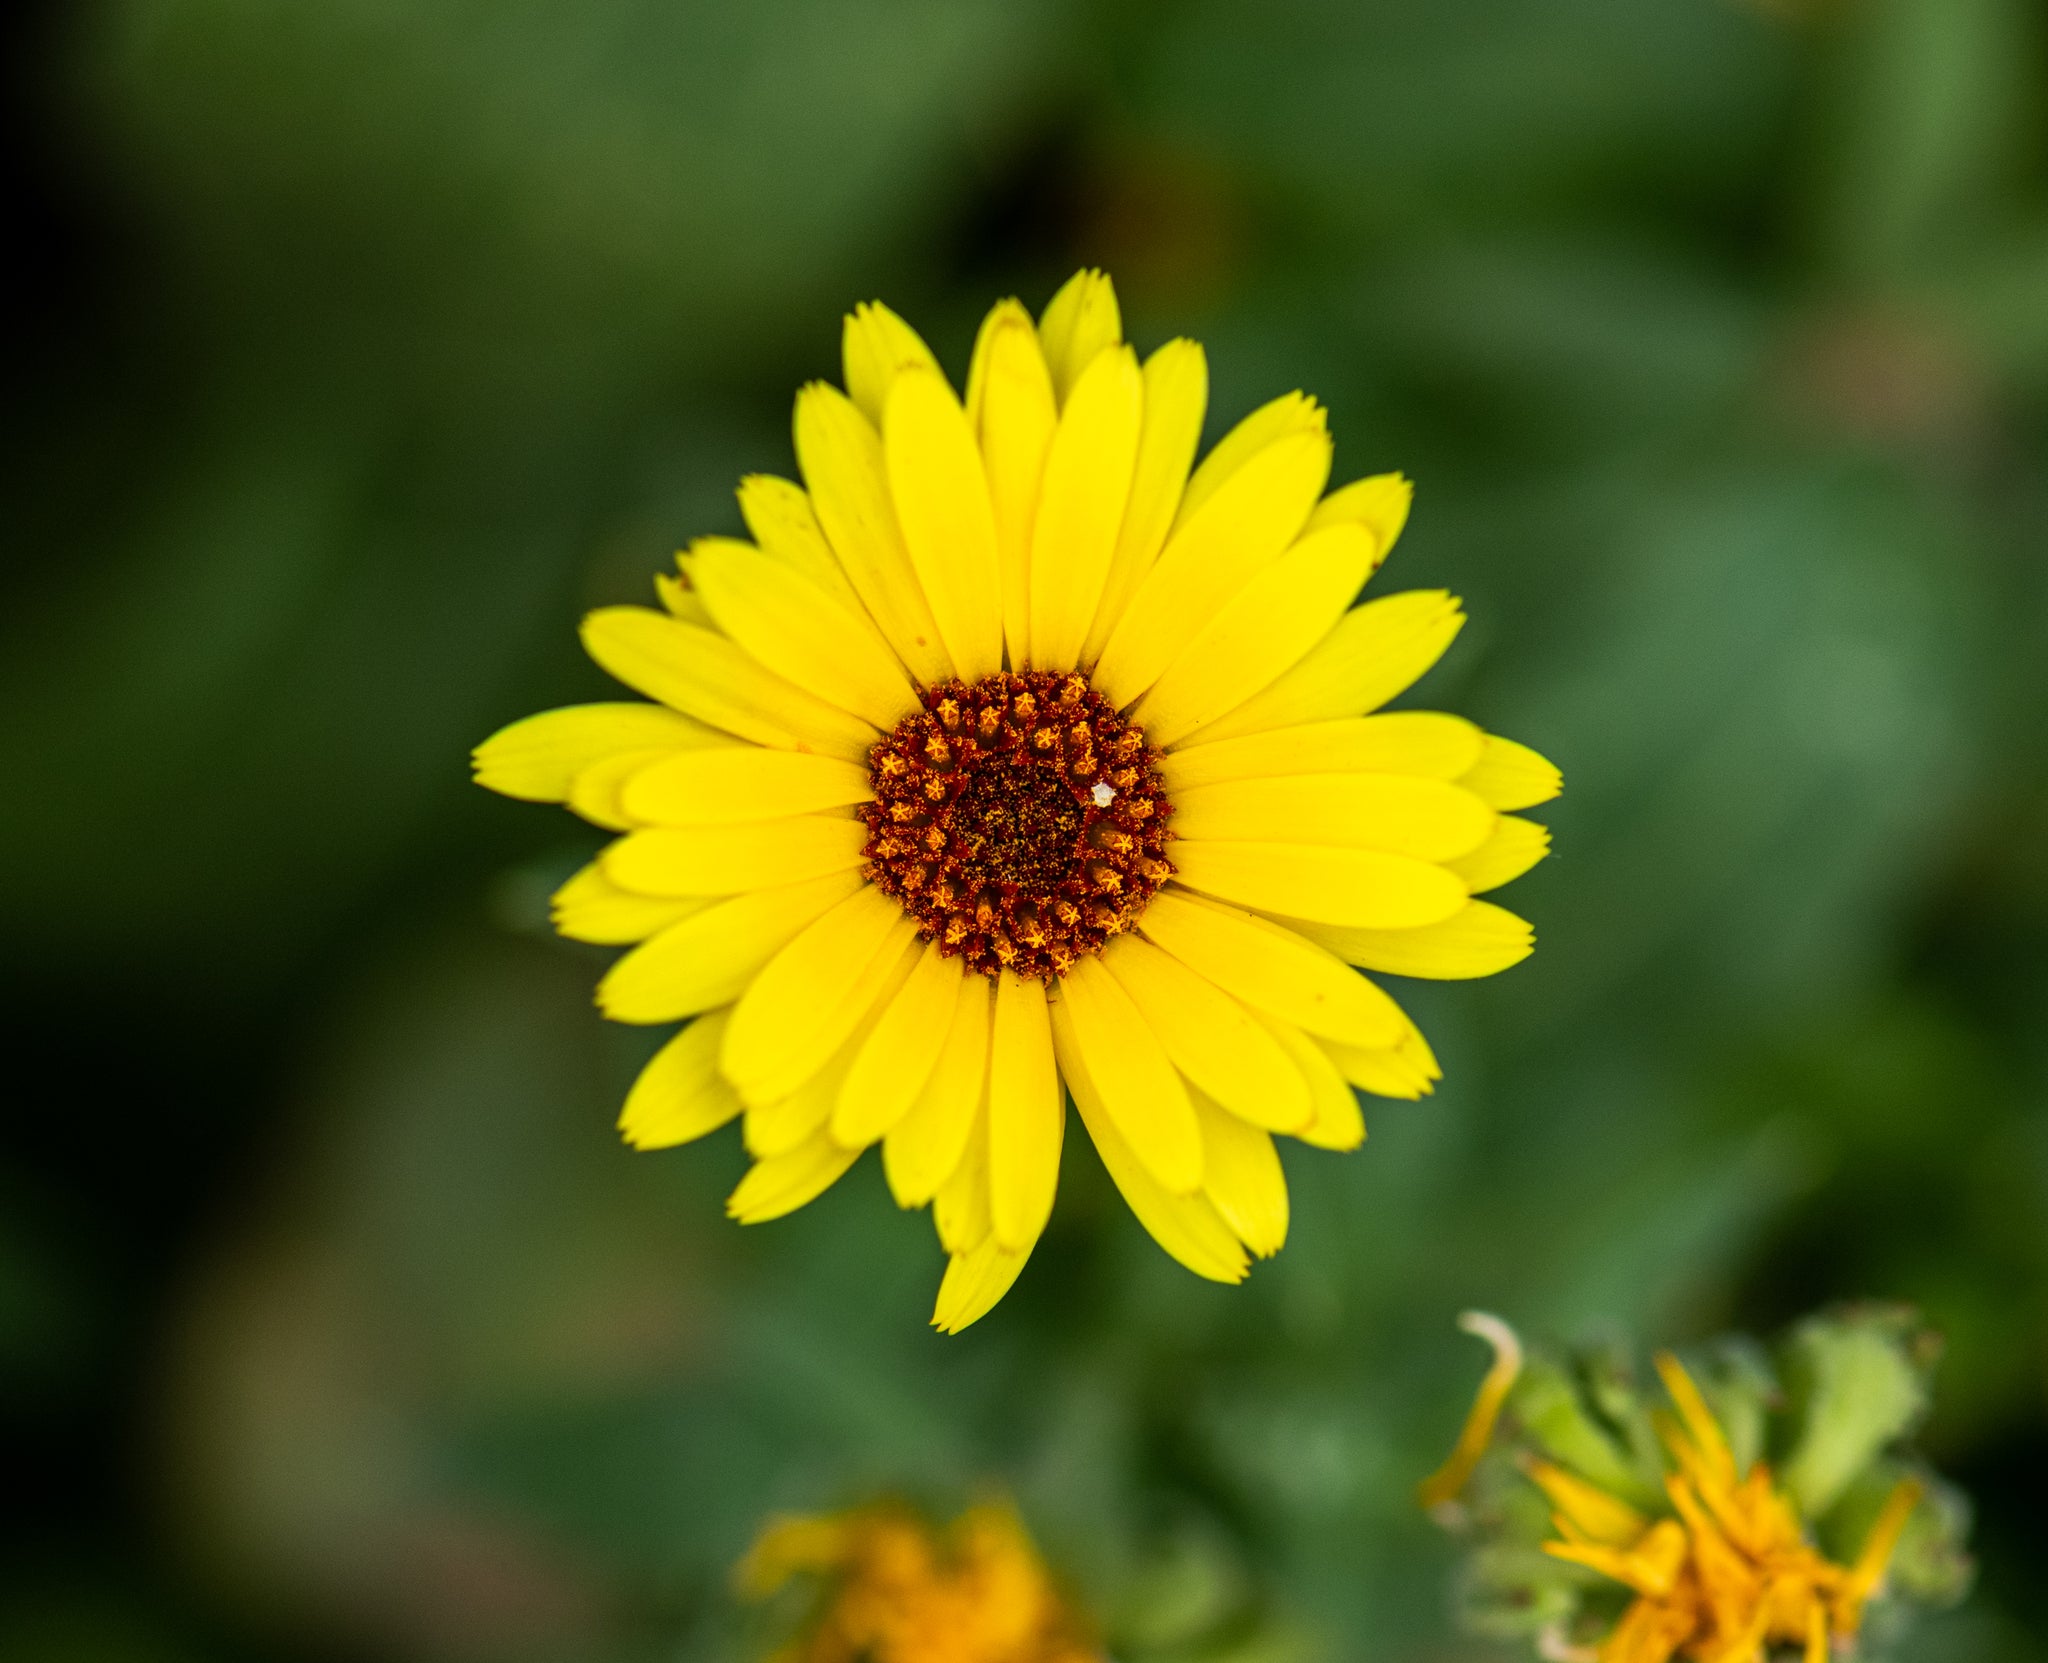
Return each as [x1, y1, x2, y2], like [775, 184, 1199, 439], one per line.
[860, 671, 1175, 981]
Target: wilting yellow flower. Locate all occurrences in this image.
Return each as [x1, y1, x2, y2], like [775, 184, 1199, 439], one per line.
[736, 1503, 1100, 1663]
[474, 270, 1557, 1330]
[1423, 1318, 1924, 1663]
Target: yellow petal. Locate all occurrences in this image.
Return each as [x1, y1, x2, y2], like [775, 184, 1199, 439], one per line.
[472, 702, 723, 801]
[736, 474, 865, 612]
[934, 1106, 992, 1255]
[1028, 346, 1144, 671]
[987, 973, 1063, 1250]
[1093, 428, 1332, 709]
[745, 936, 922, 1157]
[1036, 269, 1121, 402]
[1623, 1522, 1692, 1599]
[1082, 338, 1209, 667]
[743, 1065, 835, 1161]
[1172, 840, 1468, 929]
[833, 939, 965, 1147]
[732, 1517, 856, 1597]
[580, 606, 876, 761]
[686, 537, 916, 731]
[1136, 521, 1378, 748]
[1416, 1312, 1525, 1512]
[884, 366, 1004, 681]
[1179, 590, 1464, 746]
[1251, 1011, 1364, 1150]
[567, 746, 675, 830]
[1444, 815, 1550, 893]
[721, 887, 915, 1105]
[1457, 733, 1562, 810]
[793, 382, 953, 684]
[1171, 392, 1326, 535]
[599, 815, 865, 897]
[1135, 888, 1404, 1048]
[1541, 1525, 1690, 1602]
[595, 870, 862, 1023]
[1291, 900, 1534, 980]
[1170, 773, 1496, 862]
[1191, 1088, 1289, 1257]
[963, 297, 1008, 433]
[1102, 935, 1312, 1133]
[842, 300, 944, 427]
[1523, 1459, 1649, 1548]
[1053, 998, 1248, 1284]
[621, 747, 871, 825]
[1159, 712, 1485, 792]
[726, 1128, 863, 1224]
[1652, 1353, 1739, 1490]
[1053, 956, 1202, 1194]
[1303, 471, 1413, 565]
[551, 862, 712, 945]
[1321, 1023, 1441, 1100]
[619, 1011, 742, 1149]
[884, 974, 993, 1207]
[1841, 1477, 1924, 1610]
[654, 567, 715, 627]
[932, 1233, 1034, 1334]
[966, 301, 1058, 671]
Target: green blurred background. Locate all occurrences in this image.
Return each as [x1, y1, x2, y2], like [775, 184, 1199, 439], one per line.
[5, 0, 2047, 1657]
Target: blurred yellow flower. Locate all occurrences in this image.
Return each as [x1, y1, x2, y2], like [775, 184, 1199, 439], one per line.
[736, 1502, 1100, 1663]
[1427, 1325, 1922, 1663]
[474, 270, 1557, 1330]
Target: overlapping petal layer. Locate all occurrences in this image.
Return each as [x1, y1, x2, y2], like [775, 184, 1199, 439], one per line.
[473, 271, 1557, 1330]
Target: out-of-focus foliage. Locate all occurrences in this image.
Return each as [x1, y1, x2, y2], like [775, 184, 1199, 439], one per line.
[4, 1, 2046, 1660]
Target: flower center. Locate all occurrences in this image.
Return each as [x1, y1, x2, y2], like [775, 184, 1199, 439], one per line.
[861, 671, 1174, 981]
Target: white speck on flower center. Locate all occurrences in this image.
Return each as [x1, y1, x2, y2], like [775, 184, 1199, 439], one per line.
[1091, 782, 1116, 808]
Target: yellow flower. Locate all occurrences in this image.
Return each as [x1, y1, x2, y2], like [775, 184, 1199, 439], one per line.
[474, 270, 1557, 1330]
[1424, 1322, 1922, 1663]
[736, 1502, 1101, 1663]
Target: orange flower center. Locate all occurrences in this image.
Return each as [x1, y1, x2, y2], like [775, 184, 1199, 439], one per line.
[860, 671, 1174, 980]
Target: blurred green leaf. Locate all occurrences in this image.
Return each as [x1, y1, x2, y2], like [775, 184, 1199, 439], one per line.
[1779, 1305, 1932, 1518]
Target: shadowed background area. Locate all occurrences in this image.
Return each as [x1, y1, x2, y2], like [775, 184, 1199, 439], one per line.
[5, 0, 2047, 1658]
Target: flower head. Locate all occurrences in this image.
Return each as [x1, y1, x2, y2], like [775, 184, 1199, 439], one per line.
[1421, 1308, 1974, 1663]
[737, 1503, 1100, 1663]
[474, 270, 1558, 1329]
